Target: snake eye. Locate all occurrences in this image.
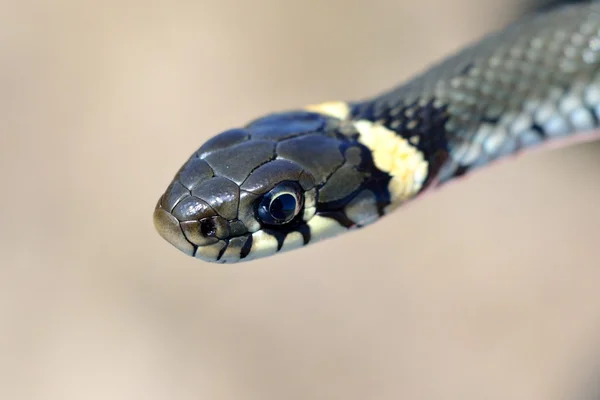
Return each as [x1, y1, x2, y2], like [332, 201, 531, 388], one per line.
[257, 182, 303, 226]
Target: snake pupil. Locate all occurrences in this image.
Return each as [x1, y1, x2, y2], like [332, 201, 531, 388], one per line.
[269, 194, 297, 221]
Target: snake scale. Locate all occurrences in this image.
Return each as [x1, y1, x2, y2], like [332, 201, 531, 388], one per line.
[154, 2, 600, 263]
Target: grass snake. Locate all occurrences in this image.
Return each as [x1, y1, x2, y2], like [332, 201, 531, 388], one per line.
[154, 2, 600, 263]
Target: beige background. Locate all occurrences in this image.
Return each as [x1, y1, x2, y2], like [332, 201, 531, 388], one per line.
[2, 0, 600, 399]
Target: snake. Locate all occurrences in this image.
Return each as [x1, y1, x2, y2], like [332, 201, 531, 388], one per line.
[153, 2, 600, 263]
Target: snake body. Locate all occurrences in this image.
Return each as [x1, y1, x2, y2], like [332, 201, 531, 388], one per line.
[154, 2, 600, 263]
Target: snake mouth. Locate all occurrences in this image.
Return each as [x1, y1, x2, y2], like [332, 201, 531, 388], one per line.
[193, 233, 254, 263]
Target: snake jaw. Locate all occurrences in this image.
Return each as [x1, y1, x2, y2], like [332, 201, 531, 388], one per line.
[193, 234, 252, 263]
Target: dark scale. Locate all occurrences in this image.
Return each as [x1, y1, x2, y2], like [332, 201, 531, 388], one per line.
[317, 140, 392, 220]
[296, 224, 311, 245]
[450, 164, 470, 179]
[480, 115, 501, 125]
[256, 217, 311, 250]
[258, 213, 311, 252]
[589, 106, 600, 126]
[239, 234, 253, 259]
[262, 229, 287, 251]
[317, 211, 357, 229]
[276, 134, 345, 185]
[458, 62, 475, 76]
[530, 123, 547, 137]
[350, 97, 451, 189]
[246, 111, 329, 141]
[216, 239, 229, 261]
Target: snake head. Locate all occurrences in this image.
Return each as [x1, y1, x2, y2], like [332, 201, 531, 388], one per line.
[154, 103, 429, 263]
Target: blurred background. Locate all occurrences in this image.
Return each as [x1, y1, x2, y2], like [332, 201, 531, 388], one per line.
[2, 0, 600, 399]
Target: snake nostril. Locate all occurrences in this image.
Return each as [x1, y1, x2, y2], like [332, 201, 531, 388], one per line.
[200, 219, 217, 237]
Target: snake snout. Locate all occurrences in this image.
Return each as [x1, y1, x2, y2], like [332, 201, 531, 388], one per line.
[154, 181, 254, 261]
[153, 198, 195, 256]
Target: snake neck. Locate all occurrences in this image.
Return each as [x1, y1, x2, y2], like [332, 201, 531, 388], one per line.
[348, 98, 452, 191]
[302, 2, 600, 213]
[350, 2, 600, 189]
[303, 101, 446, 212]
